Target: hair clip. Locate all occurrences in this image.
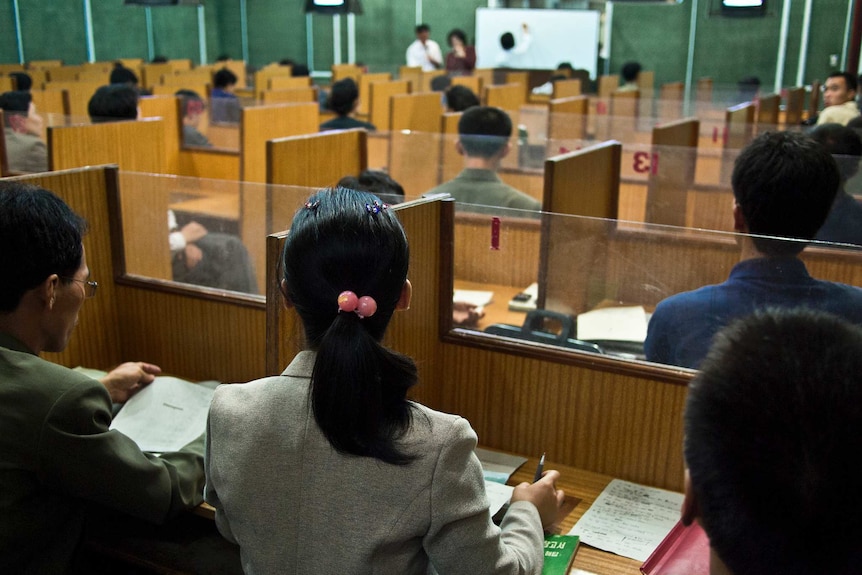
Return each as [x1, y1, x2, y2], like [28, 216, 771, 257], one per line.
[365, 201, 389, 214]
[337, 290, 377, 319]
[304, 200, 320, 210]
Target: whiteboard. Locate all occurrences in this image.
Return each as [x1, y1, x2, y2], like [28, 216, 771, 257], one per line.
[475, 8, 600, 75]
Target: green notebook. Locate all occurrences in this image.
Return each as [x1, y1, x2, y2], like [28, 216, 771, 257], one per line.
[542, 534, 580, 574]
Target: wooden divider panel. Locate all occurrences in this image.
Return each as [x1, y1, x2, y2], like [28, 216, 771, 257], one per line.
[390, 92, 442, 132]
[451, 75, 483, 95]
[261, 87, 317, 104]
[141, 63, 174, 89]
[552, 79, 582, 99]
[598, 74, 619, 98]
[139, 95, 182, 175]
[484, 83, 524, 112]
[240, 103, 319, 183]
[8, 167, 124, 370]
[48, 119, 171, 280]
[757, 93, 780, 130]
[267, 75, 312, 92]
[439, 112, 462, 185]
[31, 89, 69, 117]
[647, 117, 699, 227]
[547, 96, 588, 144]
[358, 72, 394, 117]
[720, 102, 755, 184]
[43, 81, 102, 117]
[540, 142, 621, 312]
[369, 80, 410, 132]
[332, 64, 361, 84]
[784, 87, 805, 126]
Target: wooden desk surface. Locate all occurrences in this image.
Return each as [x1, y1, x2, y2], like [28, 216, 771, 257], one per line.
[170, 194, 240, 221]
[455, 279, 529, 331]
[195, 453, 649, 574]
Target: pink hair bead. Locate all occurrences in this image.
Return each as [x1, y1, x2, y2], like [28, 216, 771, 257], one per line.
[356, 296, 378, 318]
[337, 291, 359, 313]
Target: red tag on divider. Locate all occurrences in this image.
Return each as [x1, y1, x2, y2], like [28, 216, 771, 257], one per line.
[490, 217, 501, 251]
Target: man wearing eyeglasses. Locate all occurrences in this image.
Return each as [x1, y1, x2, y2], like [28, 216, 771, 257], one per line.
[0, 182, 206, 574]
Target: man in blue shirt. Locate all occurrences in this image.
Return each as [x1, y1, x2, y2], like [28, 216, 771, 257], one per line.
[645, 131, 862, 369]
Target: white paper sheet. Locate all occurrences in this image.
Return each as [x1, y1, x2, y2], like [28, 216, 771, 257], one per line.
[485, 480, 514, 516]
[109, 377, 214, 453]
[568, 479, 684, 562]
[576, 306, 648, 342]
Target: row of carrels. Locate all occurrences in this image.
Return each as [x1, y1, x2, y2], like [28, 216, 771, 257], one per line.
[13, 164, 862, 496]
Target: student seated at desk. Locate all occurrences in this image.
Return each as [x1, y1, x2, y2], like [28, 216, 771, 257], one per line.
[320, 78, 376, 132]
[0, 90, 47, 174]
[205, 189, 564, 574]
[645, 131, 862, 369]
[89, 85, 258, 294]
[0, 183, 204, 574]
[176, 89, 213, 147]
[425, 106, 541, 213]
[683, 309, 862, 575]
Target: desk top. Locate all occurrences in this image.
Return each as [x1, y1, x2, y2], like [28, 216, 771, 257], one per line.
[455, 279, 529, 331]
[195, 453, 649, 574]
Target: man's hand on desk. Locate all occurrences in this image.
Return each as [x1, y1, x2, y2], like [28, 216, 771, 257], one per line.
[512, 469, 566, 529]
[453, 301, 485, 327]
[100, 362, 162, 404]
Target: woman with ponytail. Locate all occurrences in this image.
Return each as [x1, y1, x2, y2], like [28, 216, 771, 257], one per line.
[205, 188, 564, 574]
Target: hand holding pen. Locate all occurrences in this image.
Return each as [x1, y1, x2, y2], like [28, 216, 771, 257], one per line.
[512, 452, 565, 529]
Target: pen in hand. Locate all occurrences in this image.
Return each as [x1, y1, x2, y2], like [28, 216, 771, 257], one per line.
[533, 452, 546, 483]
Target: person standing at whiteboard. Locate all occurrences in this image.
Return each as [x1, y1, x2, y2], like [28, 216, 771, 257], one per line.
[406, 24, 442, 72]
[495, 23, 532, 67]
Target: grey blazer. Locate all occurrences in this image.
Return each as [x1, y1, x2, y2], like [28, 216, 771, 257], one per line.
[205, 351, 544, 574]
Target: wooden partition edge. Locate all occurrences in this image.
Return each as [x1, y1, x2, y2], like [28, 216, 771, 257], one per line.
[441, 329, 694, 385]
[115, 275, 265, 309]
[265, 232, 288, 375]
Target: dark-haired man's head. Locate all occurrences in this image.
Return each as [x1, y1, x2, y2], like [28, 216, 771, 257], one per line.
[10, 71, 32, 91]
[213, 68, 238, 91]
[327, 78, 359, 117]
[415, 23, 431, 43]
[0, 181, 87, 315]
[291, 63, 310, 77]
[88, 85, 139, 123]
[824, 71, 858, 108]
[110, 64, 139, 86]
[430, 75, 452, 93]
[445, 85, 480, 112]
[151, 55, 168, 63]
[684, 308, 862, 575]
[0, 90, 42, 135]
[809, 123, 862, 183]
[621, 61, 642, 84]
[337, 170, 405, 204]
[500, 32, 515, 51]
[731, 131, 840, 255]
[457, 106, 512, 159]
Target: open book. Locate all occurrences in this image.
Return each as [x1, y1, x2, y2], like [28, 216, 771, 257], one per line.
[74, 367, 217, 453]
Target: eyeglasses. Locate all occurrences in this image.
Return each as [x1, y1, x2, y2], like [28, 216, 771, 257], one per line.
[62, 277, 98, 298]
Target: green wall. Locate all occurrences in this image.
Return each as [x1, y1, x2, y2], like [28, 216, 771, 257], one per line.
[0, 0, 853, 91]
[609, 0, 852, 92]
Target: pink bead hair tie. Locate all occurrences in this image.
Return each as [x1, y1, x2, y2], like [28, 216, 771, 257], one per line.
[337, 291, 378, 319]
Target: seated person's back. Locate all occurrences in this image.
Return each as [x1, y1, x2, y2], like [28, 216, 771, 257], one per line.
[320, 77, 376, 132]
[0, 182, 204, 573]
[810, 122, 862, 246]
[0, 90, 47, 174]
[426, 106, 541, 213]
[205, 189, 563, 574]
[645, 131, 862, 369]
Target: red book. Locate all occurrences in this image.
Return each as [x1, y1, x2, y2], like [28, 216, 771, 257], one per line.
[640, 519, 710, 575]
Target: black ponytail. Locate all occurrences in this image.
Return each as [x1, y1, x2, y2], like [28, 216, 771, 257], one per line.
[282, 188, 418, 465]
